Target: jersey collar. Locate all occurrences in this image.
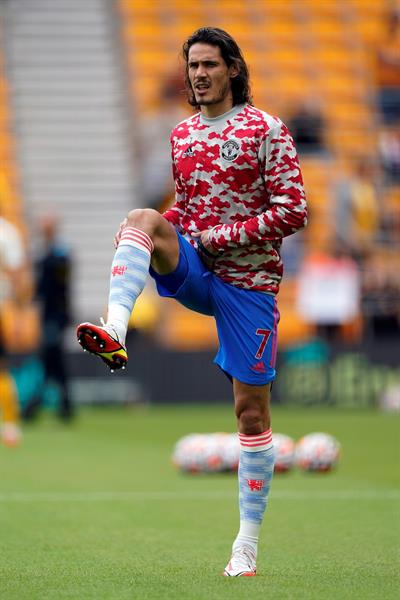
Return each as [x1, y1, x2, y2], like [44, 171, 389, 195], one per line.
[199, 103, 246, 126]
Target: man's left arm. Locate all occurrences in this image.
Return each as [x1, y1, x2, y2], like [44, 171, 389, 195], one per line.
[205, 122, 307, 252]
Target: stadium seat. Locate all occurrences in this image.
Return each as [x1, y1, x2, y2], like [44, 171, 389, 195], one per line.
[0, 53, 26, 236]
[158, 300, 218, 350]
[116, 0, 395, 349]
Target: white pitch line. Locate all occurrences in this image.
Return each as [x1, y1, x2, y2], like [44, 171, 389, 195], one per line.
[0, 490, 399, 503]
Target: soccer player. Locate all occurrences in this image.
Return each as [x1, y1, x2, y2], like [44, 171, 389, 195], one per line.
[77, 27, 307, 576]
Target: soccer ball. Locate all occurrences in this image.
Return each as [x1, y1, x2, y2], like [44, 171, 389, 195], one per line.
[201, 433, 227, 472]
[220, 433, 240, 472]
[172, 432, 239, 474]
[172, 433, 208, 473]
[295, 432, 340, 473]
[273, 433, 295, 473]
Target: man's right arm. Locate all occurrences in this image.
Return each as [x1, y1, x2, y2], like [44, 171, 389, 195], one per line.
[162, 146, 186, 226]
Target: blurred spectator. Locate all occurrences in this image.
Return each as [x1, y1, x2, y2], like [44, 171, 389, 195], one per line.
[379, 186, 400, 246]
[281, 230, 305, 276]
[296, 245, 362, 343]
[334, 158, 380, 260]
[378, 125, 400, 185]
[22, 215, 73, 421]
[139, 72, 188, 211]
[0, 214, 26, 446]
[362, 251, 400, 339]
[287, 97, 326, 155]
[375, 9, 400, 126]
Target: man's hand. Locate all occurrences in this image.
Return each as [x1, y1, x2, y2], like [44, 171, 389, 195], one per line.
[192, 230, 219, 255]
[114, 217, 127, 249]
[192, 229, 221, 268]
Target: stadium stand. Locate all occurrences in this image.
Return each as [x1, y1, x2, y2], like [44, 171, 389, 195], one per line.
[0, 52, 26, 239]
[2, 0, 139, 323]
[118, 0, 400, 349]
[2, 0, 398, 351]
[0, 45, 39, 354]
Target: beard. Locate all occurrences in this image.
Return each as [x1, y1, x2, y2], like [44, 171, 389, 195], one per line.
[194, 80, 231, 106]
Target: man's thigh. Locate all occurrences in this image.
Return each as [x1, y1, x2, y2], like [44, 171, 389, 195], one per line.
[211, 279, 279, 385]
[150, 217, 181, 275]
[150, 232, 214, 316]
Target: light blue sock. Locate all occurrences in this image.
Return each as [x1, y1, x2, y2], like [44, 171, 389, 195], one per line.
[234, 429, 275, 555]
[107, 227, 153, 341]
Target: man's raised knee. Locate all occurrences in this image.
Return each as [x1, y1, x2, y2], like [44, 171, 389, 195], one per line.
[126, 208, 161, 233]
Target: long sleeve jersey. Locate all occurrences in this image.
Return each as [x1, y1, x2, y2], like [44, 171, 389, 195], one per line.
[164, 103, 307, 295]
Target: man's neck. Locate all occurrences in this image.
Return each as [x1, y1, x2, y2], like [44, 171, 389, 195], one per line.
[200, 99, 234, 119]
[199, 103, 245, 125]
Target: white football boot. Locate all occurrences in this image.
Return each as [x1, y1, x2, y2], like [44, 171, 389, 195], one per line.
[223, 544, 257, 577]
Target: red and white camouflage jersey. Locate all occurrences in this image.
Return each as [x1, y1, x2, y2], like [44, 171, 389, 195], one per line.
[163, 103, 307, 295]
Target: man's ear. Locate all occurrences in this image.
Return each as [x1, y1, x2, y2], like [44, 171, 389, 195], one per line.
[229, 63, 239, 79]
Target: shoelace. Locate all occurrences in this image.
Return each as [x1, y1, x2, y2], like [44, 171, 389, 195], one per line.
[230, 545, 256, 571]
[99, 317, 119, 341]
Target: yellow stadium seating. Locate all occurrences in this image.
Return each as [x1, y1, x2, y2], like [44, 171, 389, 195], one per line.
[0, 54, 26, 237]
[117, 0, 393, 348]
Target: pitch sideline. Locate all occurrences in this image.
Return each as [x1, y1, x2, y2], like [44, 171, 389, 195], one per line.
[0, 490, 399, 502]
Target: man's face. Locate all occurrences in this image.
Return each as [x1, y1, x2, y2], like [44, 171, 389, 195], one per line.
[187, 43, 238, 114]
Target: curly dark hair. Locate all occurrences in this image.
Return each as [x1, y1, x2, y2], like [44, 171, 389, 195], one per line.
[182, 27, 252, 108]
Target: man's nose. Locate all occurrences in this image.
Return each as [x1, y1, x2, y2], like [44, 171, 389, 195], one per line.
[196, 64, 207, 77]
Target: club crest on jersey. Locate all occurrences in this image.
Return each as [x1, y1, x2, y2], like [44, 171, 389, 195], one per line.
[221, 140, 240, 161]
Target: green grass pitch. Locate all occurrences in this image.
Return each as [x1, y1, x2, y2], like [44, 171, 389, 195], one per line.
[1, 404, 399, 599]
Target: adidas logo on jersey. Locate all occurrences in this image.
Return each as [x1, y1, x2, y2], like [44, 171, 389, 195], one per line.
[183, 146, 194, 157]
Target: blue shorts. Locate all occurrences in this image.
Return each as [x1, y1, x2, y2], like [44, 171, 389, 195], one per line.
[150, 233, 279, 385]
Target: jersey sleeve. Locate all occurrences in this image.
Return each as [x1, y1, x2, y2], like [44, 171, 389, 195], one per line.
[162, 134, 186, 226]
[207, 122, 307, 250]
